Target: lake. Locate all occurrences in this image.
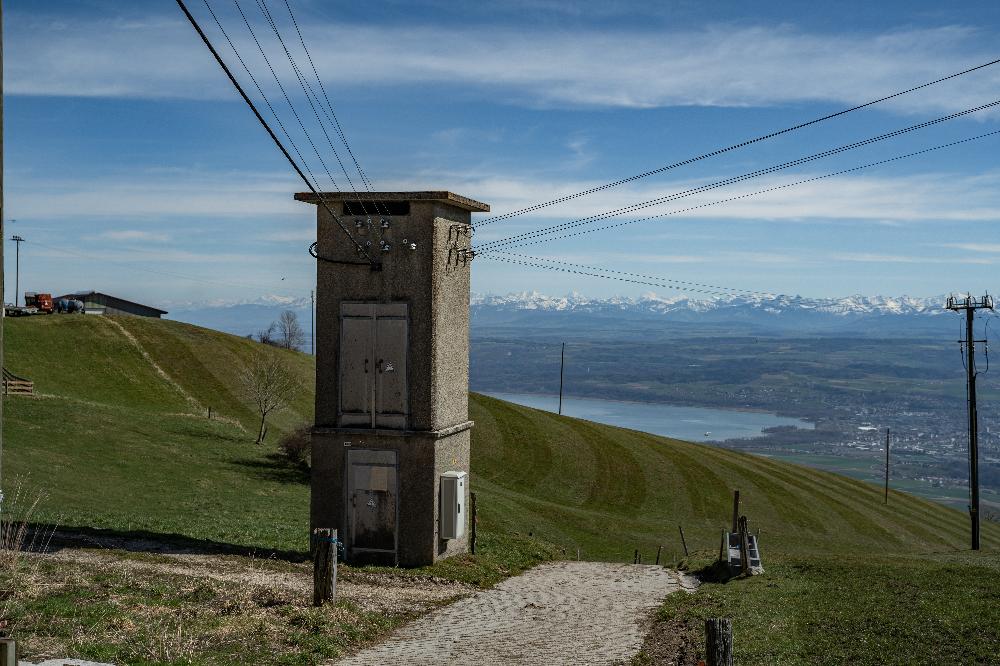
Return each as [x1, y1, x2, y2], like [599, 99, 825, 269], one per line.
[481, 392, 814, 442]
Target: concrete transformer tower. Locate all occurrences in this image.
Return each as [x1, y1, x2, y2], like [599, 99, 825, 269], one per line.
[296, 191, 488, 566]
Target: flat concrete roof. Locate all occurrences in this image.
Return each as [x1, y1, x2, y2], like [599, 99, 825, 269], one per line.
[294, 191, 490, 213]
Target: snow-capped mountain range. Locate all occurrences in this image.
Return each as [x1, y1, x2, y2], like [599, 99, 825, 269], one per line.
[167, 291, 967, 340]
[471, 291, 949, 317]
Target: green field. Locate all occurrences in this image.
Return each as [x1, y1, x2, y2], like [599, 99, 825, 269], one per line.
[3, 315, 999, 664]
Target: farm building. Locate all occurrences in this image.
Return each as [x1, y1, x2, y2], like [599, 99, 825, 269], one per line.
[54, 291, 167, 318]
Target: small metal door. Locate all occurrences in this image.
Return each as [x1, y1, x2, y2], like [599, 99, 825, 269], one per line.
[346, 449, 398, 563]
[375, 312, 408, 428]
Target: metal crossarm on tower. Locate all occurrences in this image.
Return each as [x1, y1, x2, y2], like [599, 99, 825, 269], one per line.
[945, 293, 994, 550]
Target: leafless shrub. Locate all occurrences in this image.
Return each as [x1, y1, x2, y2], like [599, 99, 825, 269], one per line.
[278, 425, 312, 466]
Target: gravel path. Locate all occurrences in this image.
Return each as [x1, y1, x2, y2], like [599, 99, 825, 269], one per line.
[336, 561, 698, 666]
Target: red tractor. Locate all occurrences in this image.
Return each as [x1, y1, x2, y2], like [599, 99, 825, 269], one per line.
[23, 292, 54, 314]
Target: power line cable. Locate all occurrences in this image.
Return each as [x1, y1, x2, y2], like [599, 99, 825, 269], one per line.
[232, 0, 346, 197]
[177, 0, 374, 265]
[202, 1, 382, 262]
[481, 250, 774, 297]
[201, 0, 316, 197]
[251, 0, 378, 217]
[280, 0, 381, 200]
[479, 252, 750, 298]
[475, 56, 1000, 228]
[488, 129, 1000, 250]
[477, 99, 1000, 251]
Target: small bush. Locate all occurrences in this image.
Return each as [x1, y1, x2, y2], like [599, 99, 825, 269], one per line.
[278, 425, 312, 466]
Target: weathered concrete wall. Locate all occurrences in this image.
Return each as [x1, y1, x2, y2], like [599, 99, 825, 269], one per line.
[312, 199, 474, 431]
[302, 192, 485, 566]
[310, 427, 471, 566]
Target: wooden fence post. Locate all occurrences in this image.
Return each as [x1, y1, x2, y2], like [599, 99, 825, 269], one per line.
[705, 618, 733, 666]
[0, 639, 17, 666]
[655, 545, 662, 565]
[738, 516, 750, 575]
[679, 524, 689, 557]
[313, 528, 337, 606]
[470, 491, 478, 555]
[633, 549, 639, 564]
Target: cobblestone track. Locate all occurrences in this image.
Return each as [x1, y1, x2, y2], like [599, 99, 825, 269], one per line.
[336, 561, 699, 666]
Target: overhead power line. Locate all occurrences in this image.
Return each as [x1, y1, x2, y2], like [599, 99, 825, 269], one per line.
[487, 129, 1000, 250]
[479, 252, 761, 298]
[279, 0, 382, 204]
[481, 250, 775, 298]
[477, 98, 1000, 251]
[233, 0, 345, 196]
[176, 0, 375, 266]
[251, 0, 377, 216]
[474, 56, 1000, 228]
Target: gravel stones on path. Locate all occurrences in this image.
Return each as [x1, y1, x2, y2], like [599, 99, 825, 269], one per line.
[337, 561, 698, 666]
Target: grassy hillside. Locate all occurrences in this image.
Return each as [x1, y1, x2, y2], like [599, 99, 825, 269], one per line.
[4, 315, 999, 664]
[4, 315, 315, 551]
[471, 394, 999, 561]
[4, 314, 995, 559]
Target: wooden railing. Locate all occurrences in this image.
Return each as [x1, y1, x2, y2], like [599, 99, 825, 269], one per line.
[3, 368, 34, 396]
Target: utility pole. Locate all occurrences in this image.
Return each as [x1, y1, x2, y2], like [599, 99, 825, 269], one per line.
[1, 0, 6, 518]
[310, 289, 315, 356]
[884, 428, 890, 504]
[946, 293, 993, 551]
[558, 342, 565, 415]
[9, 234, 20, 306]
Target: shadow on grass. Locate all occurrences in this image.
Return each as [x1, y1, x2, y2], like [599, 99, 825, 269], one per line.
[229, 452, 310, 485]
[26, 523, 310, 562]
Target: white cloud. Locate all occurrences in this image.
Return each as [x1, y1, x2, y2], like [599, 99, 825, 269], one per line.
[7, 168, 304, 219]
[97, 230, 171, 242]
[7, 13, 999, 111]
[11, 163, 1000, 235]
[831, 252, 994, 265]
[940, 242, 1000, 253]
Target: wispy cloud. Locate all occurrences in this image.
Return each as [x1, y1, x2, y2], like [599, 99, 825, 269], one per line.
[940, 242, 1000, 253]
[831, 252, 994, 265]
[97, 230, 171, 242]
[8, 13, 998, 111]
[11, 165, 1000, 231]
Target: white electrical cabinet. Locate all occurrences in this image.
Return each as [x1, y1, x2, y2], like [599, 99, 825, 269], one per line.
[439, 471, 467, 539]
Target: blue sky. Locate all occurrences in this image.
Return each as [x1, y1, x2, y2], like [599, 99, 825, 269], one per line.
[4, 0, 1000, 308]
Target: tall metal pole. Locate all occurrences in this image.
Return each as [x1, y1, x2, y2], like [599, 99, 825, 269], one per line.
[946, 293, 992, 551]
[10, 235, 19, 305]
[558, 342, 565, 415]
[1, 0, 6, 516]
[884, 428, 890, 504]
[964, 305, 980, 550]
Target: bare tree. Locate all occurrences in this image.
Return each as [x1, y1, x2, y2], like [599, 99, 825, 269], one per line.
[239, 350, 298, 444]
[277, 310, 306, 350]
[256, 322, 278, 347]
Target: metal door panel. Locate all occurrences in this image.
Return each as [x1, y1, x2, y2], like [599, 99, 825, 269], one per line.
[339, 314, 373, 426]
[375, 313, 408, 428]
[346, 450, 398, 559]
